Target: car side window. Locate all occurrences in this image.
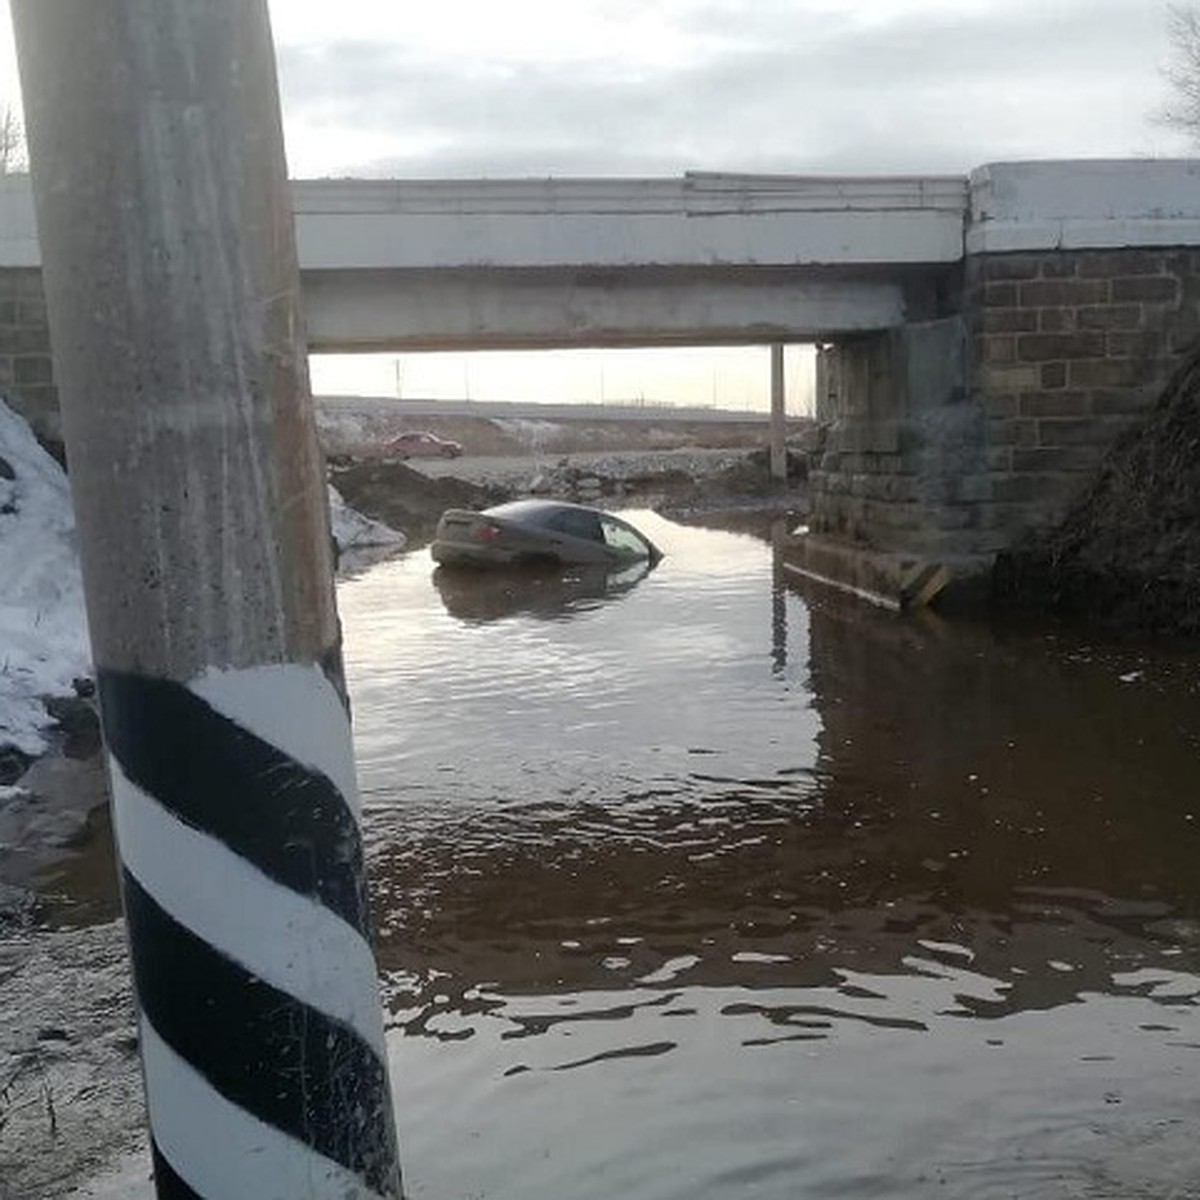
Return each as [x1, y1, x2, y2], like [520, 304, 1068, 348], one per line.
[547, 509, 604, 542]
[599, 517, 651, 556]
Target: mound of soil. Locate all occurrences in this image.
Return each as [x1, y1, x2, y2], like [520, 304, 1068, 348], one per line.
[328, 458, 511, 545]
[995, 350, 1200, 634]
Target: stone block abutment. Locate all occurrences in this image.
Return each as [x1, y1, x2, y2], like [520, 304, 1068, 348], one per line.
[967, 244, 1200, 545]
[798, 161, 1200, 602]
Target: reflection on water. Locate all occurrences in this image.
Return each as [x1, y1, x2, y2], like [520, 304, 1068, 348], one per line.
[432, 557, 655, 624]
[335, 512, 1200, 1200]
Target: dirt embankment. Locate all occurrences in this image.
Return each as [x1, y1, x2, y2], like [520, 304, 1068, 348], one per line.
[994, 349, 1200, 635]
[330, 447, 809, 546]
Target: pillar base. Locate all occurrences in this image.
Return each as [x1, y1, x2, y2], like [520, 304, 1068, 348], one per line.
[782, 529, 993, 612]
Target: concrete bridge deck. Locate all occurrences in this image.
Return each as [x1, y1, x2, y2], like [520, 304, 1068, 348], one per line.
[4, 162, 1200, 351]
[5, 159, 1200, 582]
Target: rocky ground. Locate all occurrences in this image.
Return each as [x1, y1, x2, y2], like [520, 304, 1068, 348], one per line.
[0, 922, 144, 1200]
[993, 348, 1200, 635]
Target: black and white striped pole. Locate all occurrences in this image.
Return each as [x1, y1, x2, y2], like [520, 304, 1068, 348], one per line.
[13, 3, 404, 1197]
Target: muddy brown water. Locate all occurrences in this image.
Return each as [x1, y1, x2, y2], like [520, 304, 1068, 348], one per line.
[42, 511, 1200, 1198]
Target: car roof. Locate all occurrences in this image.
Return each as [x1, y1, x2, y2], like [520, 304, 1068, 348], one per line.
[484, 499, 600, 520]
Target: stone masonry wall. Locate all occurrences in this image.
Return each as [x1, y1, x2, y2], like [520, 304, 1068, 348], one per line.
[969, 247, 1200, 544]
[810, 317, 986, 559]
[812, 247, 1200, 564]
[0, 268, 59, 443]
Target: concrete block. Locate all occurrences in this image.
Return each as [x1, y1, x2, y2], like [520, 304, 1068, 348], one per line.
[1039, 255, 1080, 279]
[984, 417, 1037, 447]
[1036, 416, 1100, 445]
[782, 533, 987, 610]
[1090, 388, 1153, 416]
[1016, 332, 1106, 362]
[1011, 445, 1105, 472]
[983, 307, 1038, 333]
[1106, 330, 1163, 358]
[1078, 304, 1144, 331]
[1111, 276, 1179, 303]
[0, 326, 51, 355]
[1040, 362, 1067, 389]
[16, 297, 47, 326]
[1019, 278, 1109, 307]
[1067, 358, 1141, 388]
[0, 300, 15, 325]
[7, 271, 47, 301]
[982, 253, 1044, 281]
[1039, 308, 1078, 333]
[14, 355, 53, 384]
[982, 363, 1040, 391]
[1020, 390, 1090, 417]
[1078, 249, 1166, 278]
[983, 282, 1018, 307]
[983, 335, 1016, 364]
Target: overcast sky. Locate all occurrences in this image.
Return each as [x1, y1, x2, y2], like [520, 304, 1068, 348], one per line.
[1, 1, 1193, 408]
[269, 0, 1188, 177]
[1, 0, 1189, 179]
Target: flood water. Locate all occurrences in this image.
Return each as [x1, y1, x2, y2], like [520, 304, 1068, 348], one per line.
[335, 511, 1200, 1200]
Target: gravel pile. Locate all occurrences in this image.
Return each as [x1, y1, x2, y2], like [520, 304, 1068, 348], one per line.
[419, 447, 749, 495]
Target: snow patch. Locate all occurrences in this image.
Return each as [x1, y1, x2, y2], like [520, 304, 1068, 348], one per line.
[0, 398, 401, 761]
[0, 398, 91, 757]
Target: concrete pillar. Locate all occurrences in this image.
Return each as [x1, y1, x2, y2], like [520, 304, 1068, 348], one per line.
[12, 3, 403, 1197]
[769, 342, 787, 480]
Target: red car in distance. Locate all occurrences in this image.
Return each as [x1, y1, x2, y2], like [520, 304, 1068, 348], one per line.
[386, 431, 463, 459]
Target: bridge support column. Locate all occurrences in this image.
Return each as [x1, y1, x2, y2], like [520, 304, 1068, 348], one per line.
[769, 343, 787, 480]
[807, 318, 980, 559]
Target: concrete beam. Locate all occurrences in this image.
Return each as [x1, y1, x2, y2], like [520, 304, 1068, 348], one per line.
[1, 171, 969, 272]
[300, 269, 910, 352]
[967, 159, 1200, 254]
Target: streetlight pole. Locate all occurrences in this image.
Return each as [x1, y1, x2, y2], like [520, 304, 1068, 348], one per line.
[12, 3, 404, 1197]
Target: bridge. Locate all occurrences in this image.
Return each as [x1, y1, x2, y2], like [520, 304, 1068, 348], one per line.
[3, 158, 1200, 585]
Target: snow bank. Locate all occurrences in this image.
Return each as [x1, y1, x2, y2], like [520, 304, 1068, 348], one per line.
[0, 399, 91, 757]
[328, 485, 407, 554]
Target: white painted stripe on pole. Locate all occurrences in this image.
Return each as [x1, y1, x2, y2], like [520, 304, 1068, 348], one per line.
[111, 761, 386, 1058]
[141, 1016, 390, 1200]
[190, 662, 361, 813]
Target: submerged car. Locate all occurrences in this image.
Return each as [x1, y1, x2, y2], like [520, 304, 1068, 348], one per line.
[386, 430, 463, 459]
[431, 499, 662, 569]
